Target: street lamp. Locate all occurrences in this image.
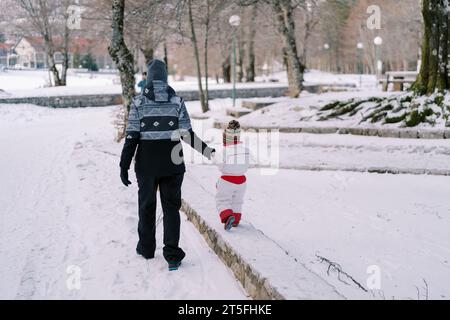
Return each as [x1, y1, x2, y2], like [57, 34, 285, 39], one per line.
[229, 15, 241, 107]
[374, 36, 383, 78]
[357, 42, 364, 87]
[373, 36, 383, 46]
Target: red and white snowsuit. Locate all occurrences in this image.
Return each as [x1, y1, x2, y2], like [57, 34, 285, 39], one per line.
[215, 143, 250, 226]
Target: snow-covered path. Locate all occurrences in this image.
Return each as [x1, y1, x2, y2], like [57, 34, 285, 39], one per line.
[0, 104, 246, 300]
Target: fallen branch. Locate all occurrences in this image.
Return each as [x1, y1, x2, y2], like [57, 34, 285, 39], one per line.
[316, 255, 368, 292]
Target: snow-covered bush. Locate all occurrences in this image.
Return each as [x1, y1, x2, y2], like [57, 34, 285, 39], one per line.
[316, 92, 450, 128]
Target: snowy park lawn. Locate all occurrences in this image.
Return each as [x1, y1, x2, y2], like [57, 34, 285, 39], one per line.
[0, 69, 375, 98]
[0, 104, 247, 299]
[0, 69, 287, 98]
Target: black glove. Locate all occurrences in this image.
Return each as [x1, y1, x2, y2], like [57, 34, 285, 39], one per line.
[120, 168, 132, 187]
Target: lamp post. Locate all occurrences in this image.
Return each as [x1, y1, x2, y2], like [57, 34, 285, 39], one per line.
[323, 43, 330, 72]
[374, 36, 383, 78]
[229, 15, 241, 107]
[357, 42, 364, 88]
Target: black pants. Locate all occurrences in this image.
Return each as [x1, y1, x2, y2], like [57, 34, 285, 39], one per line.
[136, 173, 186, 263]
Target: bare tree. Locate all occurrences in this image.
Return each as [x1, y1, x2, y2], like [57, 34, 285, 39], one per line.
[215, 14, 233, 83]
[204, 0, 211, 109]
[271, 0, 304, 97]
[295, 0, 320, 67]
[237, 0, 304, 96]
[108, 0, 136, 139]
[245, 2, 258, 82]
[125, 1, 179, 67]
[15, 0, 72, 86]
[60, 0, 73, 85]
[237, 6, 246, 83]
[187, 0, 208, 112]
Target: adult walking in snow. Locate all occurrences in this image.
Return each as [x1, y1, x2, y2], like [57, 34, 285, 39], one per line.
[119, 59, 215, 271]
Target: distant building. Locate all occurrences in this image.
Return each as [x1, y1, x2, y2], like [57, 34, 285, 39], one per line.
[0, 42, 16, 67]
[13, 37, 47, 68]
[11, 36, 113, 70]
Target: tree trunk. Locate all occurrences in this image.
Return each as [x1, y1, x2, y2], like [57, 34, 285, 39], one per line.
[61, 11, 70, 86]
[246, 3, 257, 82]
[272, 0, 304, 97]
[44, 38, 62, 86]
[283, 47, 295, 90]
[335, 47, 341, 73]
[141, 47, 154, 65]
[164, 42, 169, 72]
[188, 0, 208, 113]
[237, 19, 245, 83]
[204, 0, 210, 110]
[238, 40, 245, 82]
[302, 20, 312, 67]
[413, 0, 449, 94]
[39, 0, 62, 86]
[108, 0, 136, 139]
[222, 56, 231, 83]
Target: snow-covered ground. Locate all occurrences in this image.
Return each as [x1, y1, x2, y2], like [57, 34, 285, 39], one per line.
[1, 101, 449, 299]
[1, 63, 448, 300]
[184, 165, 450, 300]
[238, 91, 396, 128]
[179, 100, 450, 299]
[237, 90, 450, 131]
[0, 104, 247, 300]
[0, 69, 376, 98]
[258, 70, 376, 90]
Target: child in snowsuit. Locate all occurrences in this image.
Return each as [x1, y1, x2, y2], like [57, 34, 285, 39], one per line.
[214, 120, 250, 230]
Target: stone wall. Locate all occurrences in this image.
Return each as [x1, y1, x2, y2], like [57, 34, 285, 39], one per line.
[0, 86, 291, 108]
[0, 94, 124, 108]
[181, 199, 285, 300]
[0, 83, 357, 108]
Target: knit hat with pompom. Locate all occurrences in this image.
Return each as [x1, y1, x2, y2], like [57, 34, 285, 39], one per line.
[223, 120, 241, 145]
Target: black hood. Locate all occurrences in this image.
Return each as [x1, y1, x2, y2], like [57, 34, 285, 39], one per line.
[143, 59, 175, 102]
[147, 59, 168, 85]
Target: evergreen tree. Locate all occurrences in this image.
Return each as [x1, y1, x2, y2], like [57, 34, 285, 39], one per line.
[81, 53, 99, 72]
